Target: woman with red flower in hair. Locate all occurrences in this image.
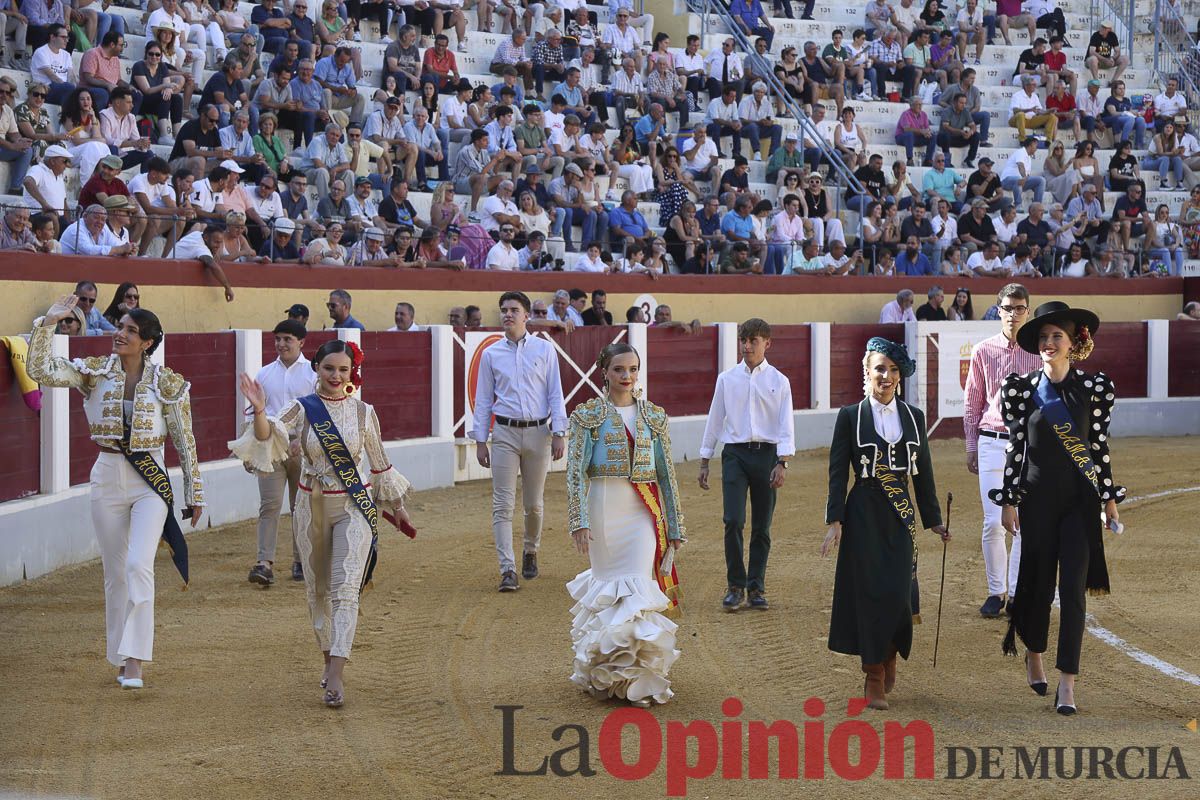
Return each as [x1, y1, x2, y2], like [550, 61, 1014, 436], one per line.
[233, 339, 414, 708]
[990, 301, 1124, 717]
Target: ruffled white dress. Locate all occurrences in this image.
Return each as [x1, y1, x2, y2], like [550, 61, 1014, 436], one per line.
[567, 405, 680, 705]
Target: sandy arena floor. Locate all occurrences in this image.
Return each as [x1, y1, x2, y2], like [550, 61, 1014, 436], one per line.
[2, 437, 1199, 800]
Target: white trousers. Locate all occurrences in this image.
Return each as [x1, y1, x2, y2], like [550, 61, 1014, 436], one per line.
[489, 423, 552, 574]
[617, 162, 654, 194]
[978, 435, 1021, 597]
[256, 454, 301, 563]
[808, 217, 845, 250]
[91, 452, 169, 666]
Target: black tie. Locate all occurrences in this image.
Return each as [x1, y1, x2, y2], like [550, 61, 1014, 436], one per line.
[723, 54, 729, 83]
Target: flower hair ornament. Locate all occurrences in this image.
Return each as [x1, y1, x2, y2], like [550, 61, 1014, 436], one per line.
[1068, 325, 1094, 362]
[344, 341, 365, 394]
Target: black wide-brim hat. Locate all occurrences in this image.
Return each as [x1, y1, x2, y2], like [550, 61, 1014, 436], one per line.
[1016, 301, 1101, 355]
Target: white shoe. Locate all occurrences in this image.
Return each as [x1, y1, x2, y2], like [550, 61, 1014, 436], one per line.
[380, 35, 393, 44]
[457, 41, 468, 51]
[753, 152, 762, 161]
[352, 32, 362, 41]
[120, 677, 143, 689]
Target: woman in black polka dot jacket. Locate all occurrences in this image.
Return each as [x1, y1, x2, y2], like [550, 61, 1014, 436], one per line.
[989, 301, 1125, 717]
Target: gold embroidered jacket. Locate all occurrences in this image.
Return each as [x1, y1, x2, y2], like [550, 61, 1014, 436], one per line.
[26, 324, 205, 508]
[566, 396, 685, 540]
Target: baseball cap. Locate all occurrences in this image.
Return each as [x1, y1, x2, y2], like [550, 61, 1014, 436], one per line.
[1087, 78, 1102, 87]
[44, 144, 71, 159]
[285, 303, 309, 316]
[385, 95, 402, 106]
[364, 226, 385, 241]
[354, 175, 372, 186]
[220, 159, 245, 173]
[977, 156, 994, 166]
[784, 132, 799, 142]
[100, 155, 123, 169]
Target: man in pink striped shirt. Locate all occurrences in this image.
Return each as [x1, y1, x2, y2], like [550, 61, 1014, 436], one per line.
[963, 283, 1041, 618]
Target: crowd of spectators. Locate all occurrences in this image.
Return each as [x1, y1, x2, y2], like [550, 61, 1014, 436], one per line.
[0, 0, 1193, 285]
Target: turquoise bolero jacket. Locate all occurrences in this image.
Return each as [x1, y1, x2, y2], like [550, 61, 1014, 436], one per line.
[566, 396, 686, 541]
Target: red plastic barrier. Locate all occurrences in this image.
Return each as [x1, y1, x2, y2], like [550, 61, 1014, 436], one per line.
[360, 331, 433, 439]
[768, 324, 813, 410]
[1168, 321, 1200, 397]
[829, 324, 904, 408]
[1083, 322, 1148, 398]
[68, 336, 116, 486]
[0, 345, 40, 502]
[647, 325, 719, 416]
[163, 332, 238, 466]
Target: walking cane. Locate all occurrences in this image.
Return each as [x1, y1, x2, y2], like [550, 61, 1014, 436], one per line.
[932, 492, 953, 669]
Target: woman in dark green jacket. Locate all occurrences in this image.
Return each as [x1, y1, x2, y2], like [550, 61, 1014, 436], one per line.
[822, 337, 949, 711]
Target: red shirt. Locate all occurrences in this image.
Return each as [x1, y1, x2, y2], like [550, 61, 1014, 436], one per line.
[1043, 50, 1066, 71]
[422, 47, 458, 77]
[77, 175, 130, 211]
[1045, 92, 1075, 114]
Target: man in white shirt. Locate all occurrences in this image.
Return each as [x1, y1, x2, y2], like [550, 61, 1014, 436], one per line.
[698, 317, 794, 611]
[600, 9, 642, 73]
[23, 143, 70, 217]
[60, 203, 135, 256]
[737, 83, 780, 161]
[1007, 75, 1058, 141]
[705, 84, 743, 160]
[29, 24, 75, 104]
[480, 179, 522, 234]
[387, 301, 424, 331]
[703, 38, 744, 100]
[547, 288, 585, 325]
[246, 319, 317, 586]
[999, 136, 1045, 212]
[675, 34, 706, 98]
[681, 126, 719, 187]
[472, 291, 569, 592]
[128, 155, 181, 254]
[967, 240, 1011, 277]
[1153, 78, 1187, 130]
[485, 223, 521, 270]
[170, 223, 236, 301]
[1177, 117, 1200, 177]
[609, 57, 645, 129]
[879, 288, 918, 322]
[931, 198, 958, 267]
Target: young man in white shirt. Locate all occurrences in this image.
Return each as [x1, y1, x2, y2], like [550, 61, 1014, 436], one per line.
[472, 291, 569, 592]
[999, 136, 1045, 212]
[246, 319, 317, 585]
[699, 318, 795, 611]
[485, 223, 521, 270]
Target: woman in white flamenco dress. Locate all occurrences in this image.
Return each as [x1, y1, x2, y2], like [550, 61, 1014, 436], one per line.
[566, 344, 685, 707]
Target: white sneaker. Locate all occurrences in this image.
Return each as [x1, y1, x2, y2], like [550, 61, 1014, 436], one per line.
[352, 32, 362, 42]
[380, 35, 393, 45]
[458, 41, 468, 51]
[753, 152, 762, 161]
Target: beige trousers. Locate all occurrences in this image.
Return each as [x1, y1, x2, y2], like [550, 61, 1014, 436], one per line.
[295, 486, 373, 658]
[255, 454, 301, 564]
[489, 423, 552, 575]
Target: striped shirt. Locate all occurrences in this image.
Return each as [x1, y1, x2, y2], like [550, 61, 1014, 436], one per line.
[963, 331, 1042, 453]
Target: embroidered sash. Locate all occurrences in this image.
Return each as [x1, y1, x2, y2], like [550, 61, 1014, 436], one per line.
[871, 448, 922, 624]
[1031, 377, 1102, 498]
[297, 394, 379, 593]
[117, 425, 189, 588]
[625, 426, 681, 618]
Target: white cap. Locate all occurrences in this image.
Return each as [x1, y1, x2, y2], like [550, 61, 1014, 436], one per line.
[273, 218, 296, 233]
[220, 159, 245, 173]
[44, 144, 72, 159]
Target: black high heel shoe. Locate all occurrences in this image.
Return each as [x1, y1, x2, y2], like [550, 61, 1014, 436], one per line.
[1025, 652, 1047, 696]
[1054, 683, 1077, 716]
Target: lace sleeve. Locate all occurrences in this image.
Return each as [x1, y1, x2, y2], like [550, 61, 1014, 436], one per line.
[987, 373, 1031, 507]
[227, 399, 297, 474]
[1089, 372, 1126, 504]
[363, 403, 410, 509]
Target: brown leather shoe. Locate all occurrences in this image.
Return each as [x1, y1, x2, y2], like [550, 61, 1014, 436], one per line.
[521, 552, 538, 579]
[883, 646, 898, 694]
[862, 663, 889, 710]
[499, 570, 520, 592]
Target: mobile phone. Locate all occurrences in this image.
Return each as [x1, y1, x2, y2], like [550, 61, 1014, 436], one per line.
[1106, 516, 1124, 535]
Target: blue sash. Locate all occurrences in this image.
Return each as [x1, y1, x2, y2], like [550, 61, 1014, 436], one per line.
[118, 424, 189, 587]
[297, 394, 378, 592]
[1031, 377, 1101, 498]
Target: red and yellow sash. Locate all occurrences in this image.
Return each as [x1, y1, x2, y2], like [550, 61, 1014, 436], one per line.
[626, 427, 681, 618]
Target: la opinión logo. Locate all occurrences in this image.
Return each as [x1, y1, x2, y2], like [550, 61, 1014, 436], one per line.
[496, 697, 936, 796]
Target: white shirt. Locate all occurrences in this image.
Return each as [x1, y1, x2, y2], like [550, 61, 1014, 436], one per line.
[705, 97, 740, 125]
[1009, 89, 1043, 117]
[485, 240, 520, 270]
[128, 172, 173, 208]
[869, 395, 902, 443]
[251, 189, 285, 220]
[365, 109, 405, 142]
[173, 229, 214, 259]
[1154, 91, 1187, 117]
[1024, 0, 1054, 15]
[480, 195, 518, 232]
[682, 137, 718, 171]
[699, 359, 795, 458]
[547, 305, 584, 325]
[23, 162, 67, 214]
[967, 251, 1004, 273]
[191, 178, 223, 212]
[249, 356, 317, 419]
[147, 8, 191, 44]
[738, 94, 773, 123]
[386, 322, 426, 332]
[60, 221, 120, 255]
[1180, 132, 1200, 158]
[470, 332, 568, 440]
[703, 49, 744, 81]
[993, 214, 1018, 243]
[933, 213, 957, 245]
[879, 300, 917, 323]
[1000, 147, 1034, 181]
[893, 0, 920, 28]
[440, 94, 469, 130]
[30, 45, 71, 85]
[675, 50, 704, 75]
[571, 252, 608, 271]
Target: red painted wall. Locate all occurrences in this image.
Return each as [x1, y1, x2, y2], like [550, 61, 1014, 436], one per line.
[647, 326, 720, 416]
[0, 346, 40, 502]
[1083, 322, 1148, 398]
[768, 324, 813, 410]
[829, 324, 904, 408]
[1167, 321, 1200, 397]
[360, 331, 433, 440]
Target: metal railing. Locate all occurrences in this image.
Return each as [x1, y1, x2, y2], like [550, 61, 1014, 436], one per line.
[1151, 0, 1200, 132]
[691, 0, 867, 244]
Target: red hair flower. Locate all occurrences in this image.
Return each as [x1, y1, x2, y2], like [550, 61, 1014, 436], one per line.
[1077, 326, 1090, 342]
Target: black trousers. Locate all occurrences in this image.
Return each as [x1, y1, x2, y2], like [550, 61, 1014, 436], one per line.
[1035, 9, 1067, 39]
[721, 442, 777, 592]
[1017, 497, 1090, 674]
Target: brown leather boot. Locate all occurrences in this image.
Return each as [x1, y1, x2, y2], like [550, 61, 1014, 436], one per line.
[883, 646, 898, 694]
[862, 663, 889, 710]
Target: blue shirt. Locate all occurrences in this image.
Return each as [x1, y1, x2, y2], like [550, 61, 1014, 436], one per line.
[289, 76, 324, 111]
[895, 250, 934, 275]
[315, 56, 357, 90]
[251, 4, 288, 41]
[551, 81, 583, 108]
[334, 314, 366, 330]
[608, 205, 649, 238]
[720, 210, 755, 240]
[84, 305, 115, 336]
[490, 81, 525, 106]
[697, 209, 722, 236]
[634, 114, 657, 144]
[728, 0, 765, 27]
